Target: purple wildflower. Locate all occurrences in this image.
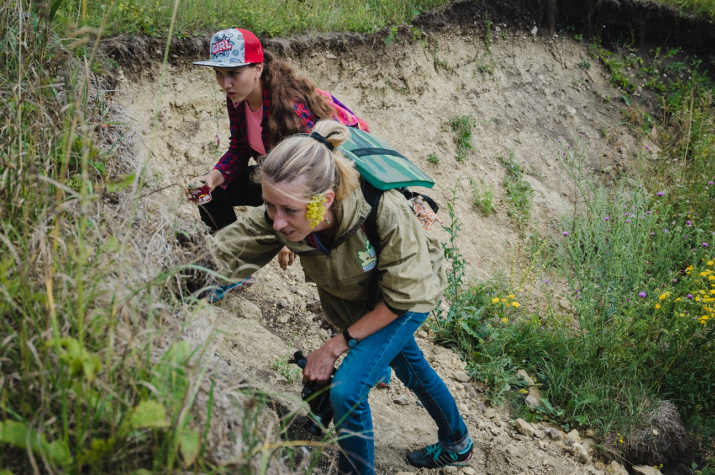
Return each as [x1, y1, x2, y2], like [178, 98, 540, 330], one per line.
[647, 211, 651, 215]
[604, 216, 610, 221]
[657, 192, 665, 197]
[687, 294, 693, 299]
[704, 243, 710, 248]
[686, 221, 692, 226]
[562, 231, 569, 236]
[626, 219, 631, 223]
[664, 229, 669, 233]
[638, 292, 647, 298]
[708, 181, 714, 186]
[650, 232, 656, 236]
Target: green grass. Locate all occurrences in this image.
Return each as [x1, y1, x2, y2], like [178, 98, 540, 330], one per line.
[653, 0, 715, 20]
[434, 42, 715, 468]
[498, 151, 534, 227]
[54, 0, 453, 37]
[449, 115, 475, 163]
[0, 2, 337, 472]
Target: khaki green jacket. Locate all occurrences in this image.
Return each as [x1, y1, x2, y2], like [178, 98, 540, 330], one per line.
[209, 187, 446, 329]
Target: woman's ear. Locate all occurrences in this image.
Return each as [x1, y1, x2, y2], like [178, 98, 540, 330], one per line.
[254, 63, 264, 79]
[324, 189, 336, 209]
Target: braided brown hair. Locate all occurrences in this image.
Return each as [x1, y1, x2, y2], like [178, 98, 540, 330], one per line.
[261, 51, 335, 148]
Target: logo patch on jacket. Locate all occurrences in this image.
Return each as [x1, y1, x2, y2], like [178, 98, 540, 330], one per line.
[358, 238, 376, 272]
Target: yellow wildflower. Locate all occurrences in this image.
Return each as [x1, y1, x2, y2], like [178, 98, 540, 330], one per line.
[675, 297, 682, 302]
[512, 302, 521, 308]
[501, 318, 508, 323]
[707, 260, 713, 266]
[306, 193, 327, 229]
[655, 304, 661, 309]
[508, 294, 515, 299]
[659, 292, 670, 300]
[491, 297, 500, 304]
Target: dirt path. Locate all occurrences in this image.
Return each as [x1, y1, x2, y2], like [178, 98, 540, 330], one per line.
[111, 14, 649, 474]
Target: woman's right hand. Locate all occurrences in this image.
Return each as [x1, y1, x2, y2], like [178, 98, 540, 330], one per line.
[185, 169, 225, 202]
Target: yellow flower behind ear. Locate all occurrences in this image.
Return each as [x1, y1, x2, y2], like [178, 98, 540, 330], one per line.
[306, 193, 327, 229]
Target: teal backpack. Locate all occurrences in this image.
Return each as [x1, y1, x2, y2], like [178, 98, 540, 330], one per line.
[338, 127, 440, 312]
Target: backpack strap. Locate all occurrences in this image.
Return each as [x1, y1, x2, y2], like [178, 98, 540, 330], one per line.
[360, 179, 383, 312]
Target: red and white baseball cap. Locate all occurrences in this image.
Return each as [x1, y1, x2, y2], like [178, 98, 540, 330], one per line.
[193, 28, 264, 68]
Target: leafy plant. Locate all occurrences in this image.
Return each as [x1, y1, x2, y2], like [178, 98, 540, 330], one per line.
[426, 153, 440, 164]
[470, 178, 494, 216]
[449, 115, 475, 162]
[498, 151, 534, 226]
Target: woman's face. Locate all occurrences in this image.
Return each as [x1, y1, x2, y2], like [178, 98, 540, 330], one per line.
[213, 64, 262, 105]
[262, 179, 333, 242]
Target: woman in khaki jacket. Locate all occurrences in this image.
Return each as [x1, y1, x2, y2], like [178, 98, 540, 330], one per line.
[210, 120, 472, 474]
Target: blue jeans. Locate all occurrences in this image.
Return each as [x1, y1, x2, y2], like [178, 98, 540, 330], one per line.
[330, 311, 469, 475]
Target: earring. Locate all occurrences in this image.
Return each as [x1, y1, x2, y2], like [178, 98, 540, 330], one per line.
[325, 215, 331, 225]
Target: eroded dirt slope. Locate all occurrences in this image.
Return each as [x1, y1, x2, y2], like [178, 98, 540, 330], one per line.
[111, 17, 652, 475]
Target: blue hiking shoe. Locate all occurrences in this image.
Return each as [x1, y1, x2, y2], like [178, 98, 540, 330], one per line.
[406, 438, 473, 469]
[205, 276, 254, 303]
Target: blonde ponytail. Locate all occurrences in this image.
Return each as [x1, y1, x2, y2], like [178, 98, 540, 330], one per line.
[257, 120, 361, 201]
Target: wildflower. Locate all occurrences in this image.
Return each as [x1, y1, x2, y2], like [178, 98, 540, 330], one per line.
[659, 292, 670, 300]
[519, 388, 529, 394]
[704, 243, 710, 248]
[709, 181, 714, 186]
[645, 145, 650, 150]
[562, 231, 569, 236]
[626, 219, 630, 223]
[502, 318, 508, 323]
[306, 193, 328, 229]
[513, 302, 521, 308]
[687, 294, 693, 299]
[647, 210, 651, 215]
[650, 232, 656, 236]
[708, 261, 713, 266]
[657, 191, 664, 196]
[664, 229, 669, 233]
[686, 221, 692, 226]
[545, 280, 551, 284]
[638, 292, 647, 298]
[604, 216, 610, 221]
[501, 298, 508, 302]
[491, 297, 500, 304]
[508, 294, 515, 299]
[655, 304, 661, 309]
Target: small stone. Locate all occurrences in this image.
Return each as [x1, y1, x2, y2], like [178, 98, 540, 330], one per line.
[608, 461, 629, 475]
[531, 26, 538, 35]
[632, 466, 662, 475]
[585, 429, 595, 438]
[566, 429, 581, 444]
[571, 443, 589, 463]
[516, 369, 535, 386]
[525, 395, 540, 409]
[462, 468, 477, 475]
[545, 428, 564, 441]
[515, 418, 536, 437]
[277, 300, 290, 309]
[416, 330, 429, 339]
[533, 429, 546, 439]
[441, 466, 458, 474]
[278, 315, 290, 324]
[453, 370, 470, 383]
[393, 395, 410, 405]
[233, 298, 262, 321]
[326, 53, 337, 59]
[484, 408, 497, 419]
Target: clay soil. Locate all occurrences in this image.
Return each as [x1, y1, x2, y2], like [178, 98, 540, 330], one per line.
[104, 1, 693, 473]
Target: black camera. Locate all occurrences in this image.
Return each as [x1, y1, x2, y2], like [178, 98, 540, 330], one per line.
[289, 350, 334, 436]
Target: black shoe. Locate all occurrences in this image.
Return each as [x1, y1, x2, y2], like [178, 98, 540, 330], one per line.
[406, 438, 473, 469]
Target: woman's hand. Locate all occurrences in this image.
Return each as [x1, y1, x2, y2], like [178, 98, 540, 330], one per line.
[277, 246, 296, 270]
[303, 336, 347, 383]
[185, 169, 225, 202]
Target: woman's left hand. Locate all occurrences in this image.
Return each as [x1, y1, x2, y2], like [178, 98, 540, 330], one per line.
[277, 246, 295, 270]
